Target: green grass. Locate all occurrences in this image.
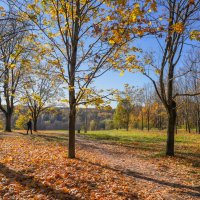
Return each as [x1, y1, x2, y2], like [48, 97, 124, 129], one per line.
[81, 129, 199, 144]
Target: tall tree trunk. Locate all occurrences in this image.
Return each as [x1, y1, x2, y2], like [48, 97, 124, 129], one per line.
[185, 118, 188, 132]
[159, 116, 162, 130]
[166, 106, 176, 156]
[126, 113, 129, 131]
[5, 113, 12, 132]
[197, 107, 200, 134]
[84, 107, 87, 133]
[141, 112, 144, 130]
[147, 109, 150, 131]
[68, 102, 76, 158]
[126, 120, 129, 131]
[186, 111, 191, 133]
[33, 117, 37, 132]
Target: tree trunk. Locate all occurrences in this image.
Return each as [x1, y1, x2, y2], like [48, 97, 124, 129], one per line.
[147, 110, 150, 131]
[166, 107, 176, 156]
[196, 108, 200, 134]
[126, 120, 129, 131]
[68, 102, 76, 158]
[126, 114, 129, 131]
[186, 112, 191, 133]
[5, 113, 12, 132]
[159, 116, 162, 130]
[141, 112, 144, 130]
[84, 107, 87, 133]
[33, 117, 37, 132]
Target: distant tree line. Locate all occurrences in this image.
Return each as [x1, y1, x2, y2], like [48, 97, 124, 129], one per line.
[0, 107, 114, 131]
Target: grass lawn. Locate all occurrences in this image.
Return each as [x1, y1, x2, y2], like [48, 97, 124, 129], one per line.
[80, 129, 200, 145]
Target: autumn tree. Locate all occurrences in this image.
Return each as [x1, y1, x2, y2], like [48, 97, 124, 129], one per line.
[21, 64, 62, 132]
[113, 84, 143, 131]
[140, 0, 200, 155]
[7, 0, 156, 157]
[0, 14, 30, 131]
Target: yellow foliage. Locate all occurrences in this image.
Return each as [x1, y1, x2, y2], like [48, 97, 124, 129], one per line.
[131, 3, 143, 22]
[108, 38, 115, 45]
[171, 22, 184, 34]
[190, 30, 200, 41]
[7, 64, 16, 69]
[155, 69, 161, 75]
[119, 70, 124, 76]
[15, 114, 30, 130]
[126, 55, 136, 64]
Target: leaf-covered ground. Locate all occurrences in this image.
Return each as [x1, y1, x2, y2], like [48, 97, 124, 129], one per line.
[0, 131, 199, 200]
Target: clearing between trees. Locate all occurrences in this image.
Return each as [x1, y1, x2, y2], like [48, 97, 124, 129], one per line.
[0, 130, 199, 200]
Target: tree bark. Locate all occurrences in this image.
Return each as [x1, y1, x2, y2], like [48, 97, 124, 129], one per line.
[196, 106, 200, 134]
[141, 112, 144, 130]
[5, 113, 12, 132]
[84, 107, 87, 133]
[147, 110, 150, 131]
[166, 105, 176, 156]
[68, 102, 76, 158]
[33, 117, 37, 132]
[126, 113, 129, 131]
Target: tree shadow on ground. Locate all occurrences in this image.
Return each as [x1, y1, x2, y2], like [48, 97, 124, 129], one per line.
[14, 131, 28, 136]
[12, 132, 198, 176]
[31, 133, 68, 142]
[0, 163, 78, 200]
[77, 158, 200, 198]
[176, 153, 200, 168]
[27, 133, 200, 169]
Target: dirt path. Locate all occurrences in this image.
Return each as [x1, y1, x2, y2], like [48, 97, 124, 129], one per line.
[76, 135, 200, 200]
[0, 132, 199, 199]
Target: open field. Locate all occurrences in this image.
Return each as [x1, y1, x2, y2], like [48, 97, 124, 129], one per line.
[0, 130, 199, 199]
[80, 129, 200, 163]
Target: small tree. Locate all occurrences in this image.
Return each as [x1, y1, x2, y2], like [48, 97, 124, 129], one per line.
[113, 84, 143, 131]
[113, 100, 132, 131]
[15, 113, 30, 130]
[90, 120, 97, 131]
[21, 64, 62, 132]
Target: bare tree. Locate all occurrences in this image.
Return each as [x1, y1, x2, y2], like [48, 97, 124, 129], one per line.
[178, 50, 200, 133]
[142, 0, 200, 156]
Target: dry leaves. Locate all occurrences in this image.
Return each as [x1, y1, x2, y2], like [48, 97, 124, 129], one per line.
[0, 136, 140, 200]
[0, 133, 199, 200]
